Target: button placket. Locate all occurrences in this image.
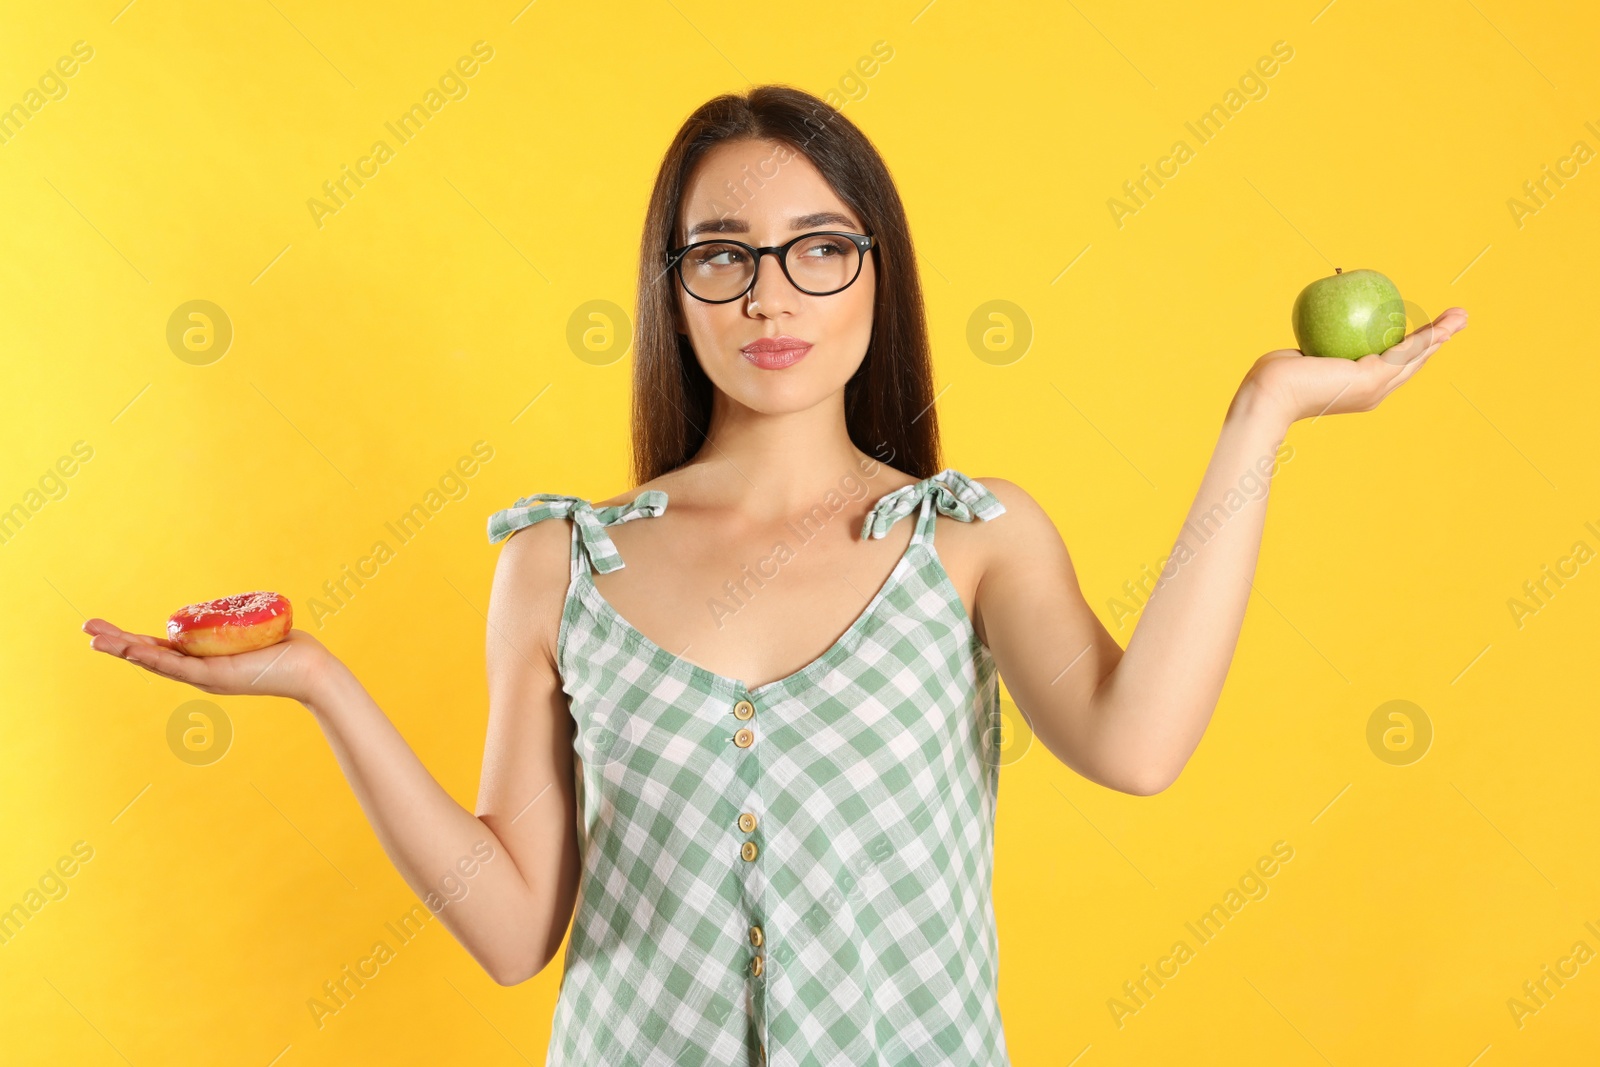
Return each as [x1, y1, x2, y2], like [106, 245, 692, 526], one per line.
[731, 693, 769, 1059]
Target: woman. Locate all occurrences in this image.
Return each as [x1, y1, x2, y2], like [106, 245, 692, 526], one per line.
[84, 85, 1466, 1065]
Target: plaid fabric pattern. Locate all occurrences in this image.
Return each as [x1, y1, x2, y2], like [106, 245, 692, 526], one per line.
[485, 469, 1011, 1066]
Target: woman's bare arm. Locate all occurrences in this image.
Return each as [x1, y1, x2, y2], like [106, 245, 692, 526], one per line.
[975, 308, 1468, 795]
[978, 395, 1292, 796]
[84, 513, 583, 985]
[471, 515, 584, 981]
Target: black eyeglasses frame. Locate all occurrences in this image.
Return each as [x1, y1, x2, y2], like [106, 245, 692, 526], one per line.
[663, 231, 877, 304]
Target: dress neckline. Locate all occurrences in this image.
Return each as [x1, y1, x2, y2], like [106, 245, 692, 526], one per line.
[570, 506, 948, 702]
[568, 479, 1003, 701]
[525, 467, 1007, 702]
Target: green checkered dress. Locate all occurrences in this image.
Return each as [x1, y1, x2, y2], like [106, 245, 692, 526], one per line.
[486, 468, 1011, 1066]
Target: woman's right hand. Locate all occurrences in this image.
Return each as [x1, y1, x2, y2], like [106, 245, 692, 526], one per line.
[83, 618, 339, 704]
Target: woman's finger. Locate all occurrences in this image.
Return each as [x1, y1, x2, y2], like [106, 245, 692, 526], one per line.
[120, 650, 178, 681]
[88, 631, 169, 658]
[1378, 328, 1432, 369]
[1379, 346, 1434, 398]
[1381, 308, 1467, 367]
[122, 644, 213, 687]
[1368, 308, 1466, 401]
[84, 618, 177, 650]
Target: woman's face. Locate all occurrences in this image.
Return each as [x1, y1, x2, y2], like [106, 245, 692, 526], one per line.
[672, 138, 877, 414]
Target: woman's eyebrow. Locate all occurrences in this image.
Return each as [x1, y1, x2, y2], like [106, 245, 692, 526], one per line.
[685, 211, 858, 239]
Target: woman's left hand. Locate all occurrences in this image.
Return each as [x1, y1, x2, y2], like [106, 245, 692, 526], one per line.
[1239, 306, 1469, 426]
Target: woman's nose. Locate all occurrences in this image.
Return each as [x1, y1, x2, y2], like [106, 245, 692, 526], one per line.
[745, 252, 797, 314]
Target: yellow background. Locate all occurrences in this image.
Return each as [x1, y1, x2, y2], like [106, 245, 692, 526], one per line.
[3, 0, 1597, 1063]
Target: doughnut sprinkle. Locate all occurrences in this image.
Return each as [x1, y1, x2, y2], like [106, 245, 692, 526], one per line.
[172, 590, 287, 625]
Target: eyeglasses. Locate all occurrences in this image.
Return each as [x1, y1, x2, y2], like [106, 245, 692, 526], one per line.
[664, 231, 876, 304]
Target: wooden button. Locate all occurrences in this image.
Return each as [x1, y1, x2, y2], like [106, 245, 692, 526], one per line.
[733, 699, 755, 720]
[740, 840, 759, 862]
[750, 954, 764, 977]
[738, 812, 757, 833]
[733, 728, 754, 748]
[749, 924, 764, 946]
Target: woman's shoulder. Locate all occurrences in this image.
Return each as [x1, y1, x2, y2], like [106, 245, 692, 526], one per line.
[911, 471, 1052, 562]
[962, 474, 1049, 532]
[957, 474, 1074, 575]
[966, 473, 1027, 507]
[485, 504, 574, 675]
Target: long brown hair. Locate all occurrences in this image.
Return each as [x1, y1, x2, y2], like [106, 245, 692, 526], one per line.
[630, 84, 941, 487]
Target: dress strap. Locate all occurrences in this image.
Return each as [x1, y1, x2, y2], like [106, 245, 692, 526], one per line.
[486, 491, 669, 576]
[859, 468, 1006, 547]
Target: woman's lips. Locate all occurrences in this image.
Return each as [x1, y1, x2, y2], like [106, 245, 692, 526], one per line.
[740, 339, 813, 369]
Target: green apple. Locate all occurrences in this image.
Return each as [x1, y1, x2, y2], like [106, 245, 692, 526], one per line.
[1291, 267, 1406, 360]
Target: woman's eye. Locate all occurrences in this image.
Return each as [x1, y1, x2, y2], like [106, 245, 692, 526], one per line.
[693, 247, 744, 268]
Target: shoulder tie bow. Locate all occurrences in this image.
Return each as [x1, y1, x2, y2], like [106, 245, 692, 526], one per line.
[486, 490, 668, 573]
[859, 468, 1006, 540]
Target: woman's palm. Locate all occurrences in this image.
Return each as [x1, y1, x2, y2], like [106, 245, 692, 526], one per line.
[84, 619, 332, 702]
[1249, 307, 1469, 423]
